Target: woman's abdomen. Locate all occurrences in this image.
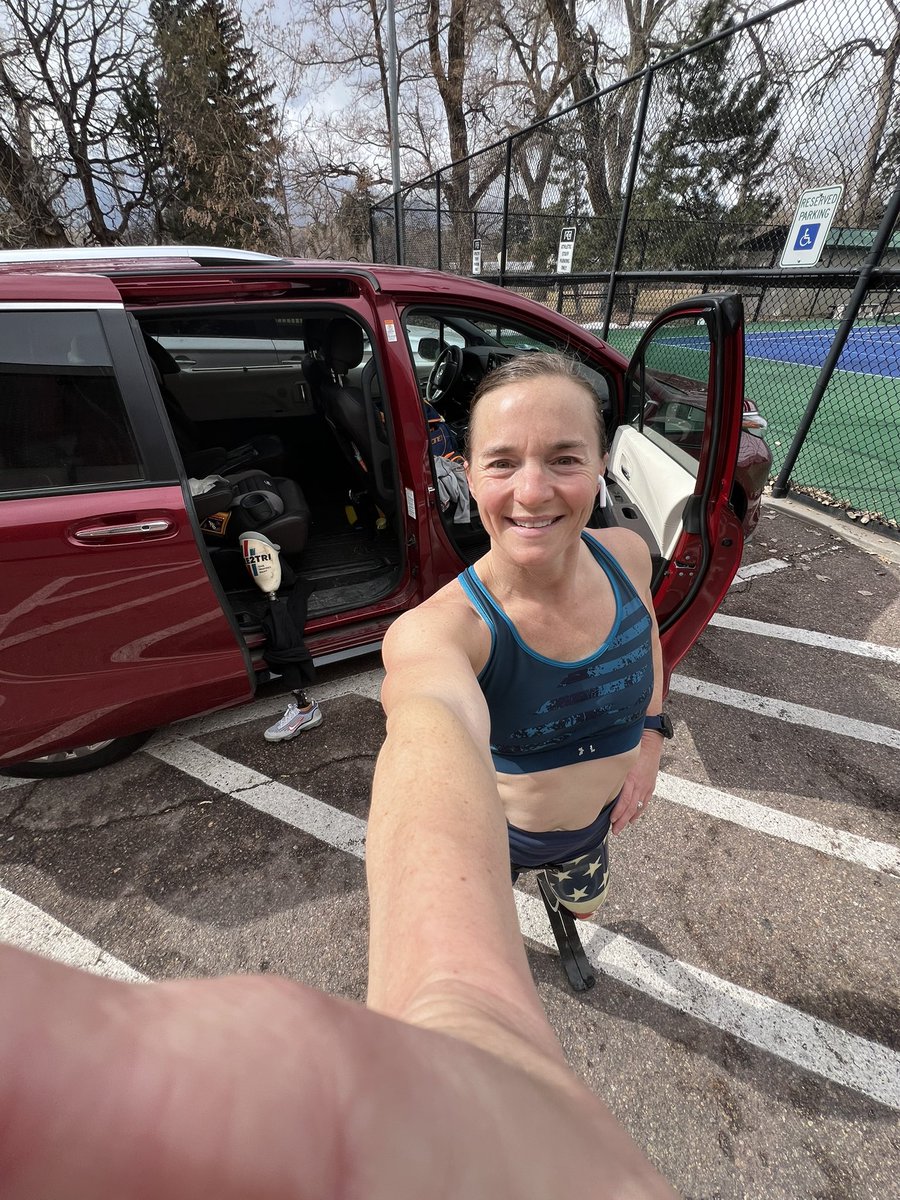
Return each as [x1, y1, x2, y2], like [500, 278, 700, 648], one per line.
[497, 744, 640, 832]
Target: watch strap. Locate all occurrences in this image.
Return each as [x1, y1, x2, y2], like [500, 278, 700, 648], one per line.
[643, 713, 674, 739]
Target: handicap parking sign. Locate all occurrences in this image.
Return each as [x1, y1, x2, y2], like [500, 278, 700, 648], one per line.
[781, 186, 842, 267]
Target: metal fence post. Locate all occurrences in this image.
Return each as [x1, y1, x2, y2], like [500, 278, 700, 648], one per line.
[436, 170, 442, 270]
[601, 65, 654, 340]
[394, 190, 404, 266]
[771, 179, 900, 498]
[369, 204, 378, 262]
[499, 137, 513, 286]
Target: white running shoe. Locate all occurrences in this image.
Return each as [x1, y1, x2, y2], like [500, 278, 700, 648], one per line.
[264, 700, 322, 742]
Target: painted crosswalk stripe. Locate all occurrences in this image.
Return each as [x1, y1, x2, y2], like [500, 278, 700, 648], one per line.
[707, 613, 900, 663]
[733, 557, 790, 582]
[0, 886, 146, 982]
[655, 771, 900, 876]
[670, 675, 900, 749]
[146, 739, 900, 1110]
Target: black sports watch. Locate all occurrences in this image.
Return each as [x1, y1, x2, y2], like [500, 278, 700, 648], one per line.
[644, 713, 674, 739]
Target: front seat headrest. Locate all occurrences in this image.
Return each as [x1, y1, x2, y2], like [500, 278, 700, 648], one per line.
[323, 318, 364, 374]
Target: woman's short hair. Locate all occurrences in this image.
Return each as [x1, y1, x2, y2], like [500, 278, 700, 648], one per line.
[466, 352, 608, 456]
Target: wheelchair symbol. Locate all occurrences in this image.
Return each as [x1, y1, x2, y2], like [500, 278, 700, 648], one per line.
[794, 222, 820, 251]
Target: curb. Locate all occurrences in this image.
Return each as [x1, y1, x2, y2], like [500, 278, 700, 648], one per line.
[762, 496, 900, 565]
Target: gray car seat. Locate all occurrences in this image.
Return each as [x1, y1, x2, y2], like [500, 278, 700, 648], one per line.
[194, 469, 311, 556]
[316, 317, 395, 515]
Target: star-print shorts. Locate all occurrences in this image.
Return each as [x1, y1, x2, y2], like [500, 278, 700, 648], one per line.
[507, 796, 616, 916]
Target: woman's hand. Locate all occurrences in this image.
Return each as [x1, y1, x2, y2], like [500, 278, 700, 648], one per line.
[610, 732, 664, 834]
[0, 945, 677, 1200]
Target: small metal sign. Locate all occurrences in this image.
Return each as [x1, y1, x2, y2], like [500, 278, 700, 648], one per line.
[556, 227, 576, 274]
[472, 237, 482, 275]
[780, 186, 843, 268]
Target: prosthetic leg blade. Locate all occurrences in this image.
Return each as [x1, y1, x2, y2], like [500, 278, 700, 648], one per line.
[537, 874, 596, 993]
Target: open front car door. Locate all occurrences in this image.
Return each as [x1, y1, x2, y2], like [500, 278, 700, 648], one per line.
[609, 292, 746, 685]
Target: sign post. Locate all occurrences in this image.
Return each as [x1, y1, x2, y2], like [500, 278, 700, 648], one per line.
[472, 238, 482, 276]
[780, 186, 843, 268]
[556, 227, 576, 274]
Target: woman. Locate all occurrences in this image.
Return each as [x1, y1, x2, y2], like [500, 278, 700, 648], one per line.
[375, 353, 668, 920]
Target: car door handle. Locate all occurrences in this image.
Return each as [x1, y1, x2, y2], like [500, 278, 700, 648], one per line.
[73, 519, 174, 541]
[173, 355, 196, 366]
[620, 463, 631, 480]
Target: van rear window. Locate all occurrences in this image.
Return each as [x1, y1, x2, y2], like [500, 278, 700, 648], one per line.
[0, 312, 143, 493]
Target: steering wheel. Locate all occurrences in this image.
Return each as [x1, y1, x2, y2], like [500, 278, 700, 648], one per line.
[426, 344, 463, 405]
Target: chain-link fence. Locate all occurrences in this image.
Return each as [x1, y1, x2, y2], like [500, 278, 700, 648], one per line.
[371, 0, 900, 533]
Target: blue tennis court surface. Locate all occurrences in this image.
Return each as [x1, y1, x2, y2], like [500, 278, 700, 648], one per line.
[664, 326, 900, 378]
[743, 327, 900, 377]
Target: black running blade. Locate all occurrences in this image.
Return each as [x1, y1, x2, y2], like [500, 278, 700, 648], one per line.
[537, 875, 596, 992]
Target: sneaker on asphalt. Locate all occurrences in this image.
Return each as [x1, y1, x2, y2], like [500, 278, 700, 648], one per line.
[264, 700, 322, 742]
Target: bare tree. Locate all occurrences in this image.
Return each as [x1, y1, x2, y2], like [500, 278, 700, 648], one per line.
[802, 0, 900, 225]
[0, 0, 154, 246]
[0, 43, 70, 246]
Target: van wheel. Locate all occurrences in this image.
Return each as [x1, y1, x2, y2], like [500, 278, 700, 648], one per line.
[0, 731, 154, 779]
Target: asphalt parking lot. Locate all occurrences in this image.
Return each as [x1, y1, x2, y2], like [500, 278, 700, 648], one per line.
[2, 500, 898, 1200]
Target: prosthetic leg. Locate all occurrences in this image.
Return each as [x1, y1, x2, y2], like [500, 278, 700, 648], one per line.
[536, 874, 596, 992]
[239, 531, 282, 599]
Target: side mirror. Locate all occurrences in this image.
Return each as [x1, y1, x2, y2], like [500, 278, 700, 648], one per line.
[417, 337, 440, 361]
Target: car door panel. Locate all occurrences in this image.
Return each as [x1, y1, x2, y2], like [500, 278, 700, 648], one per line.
[0, 287, 254, 766]
[0, 486, 254, 763]
[618, 293, 746, 683]
[607, 425, 695, 559]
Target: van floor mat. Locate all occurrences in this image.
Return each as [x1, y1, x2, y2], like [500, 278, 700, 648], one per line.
[307, 575, 397, 616]
[299, 531, 399, 579]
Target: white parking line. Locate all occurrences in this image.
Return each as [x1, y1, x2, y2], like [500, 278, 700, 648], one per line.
[670, 675, 900, 750]
[146, 738, 900, 1110]
[707, 614, 900, 663]
[160, 667, 386, 743]
[733, 558, 790, 582]
[0, 886, 147, 982]
[148, 739, 367, 857]
[515, 893, 900, 1112]
[656, 772, 900, 876]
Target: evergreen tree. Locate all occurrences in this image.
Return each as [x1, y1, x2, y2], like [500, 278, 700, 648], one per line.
[635, 0, 784, 270]
[141, 0, 282, 249]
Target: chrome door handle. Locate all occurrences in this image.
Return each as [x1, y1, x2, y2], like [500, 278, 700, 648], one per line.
[173, 355, 196, 365]
[73, 519, 173, 540]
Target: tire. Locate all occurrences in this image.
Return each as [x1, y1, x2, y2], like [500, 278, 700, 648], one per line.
[0, 730, 155, 779]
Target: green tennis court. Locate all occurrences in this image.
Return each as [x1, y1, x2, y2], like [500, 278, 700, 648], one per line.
[603, 319, 900, 525]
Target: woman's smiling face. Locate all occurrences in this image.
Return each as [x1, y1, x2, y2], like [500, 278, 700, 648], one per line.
[465, 374, 606, 565]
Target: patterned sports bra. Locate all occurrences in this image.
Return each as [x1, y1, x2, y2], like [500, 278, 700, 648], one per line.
[458, 533, 654, 774]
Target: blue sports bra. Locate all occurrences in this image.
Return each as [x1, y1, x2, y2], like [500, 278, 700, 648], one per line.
[458, 533, 654, 774]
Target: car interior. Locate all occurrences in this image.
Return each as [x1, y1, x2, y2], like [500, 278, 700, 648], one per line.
[137, 305, 406, 631]
[132, 301, 712, 636]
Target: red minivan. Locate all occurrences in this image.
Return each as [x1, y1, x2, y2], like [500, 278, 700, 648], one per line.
[0, 247, 747, 777]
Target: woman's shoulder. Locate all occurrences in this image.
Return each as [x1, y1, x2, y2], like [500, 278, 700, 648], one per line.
[384, 573, 491, 660]
[582, 526, 652, 592]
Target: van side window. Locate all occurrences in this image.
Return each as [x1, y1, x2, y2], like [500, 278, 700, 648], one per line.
[0, 312, 143, 493]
